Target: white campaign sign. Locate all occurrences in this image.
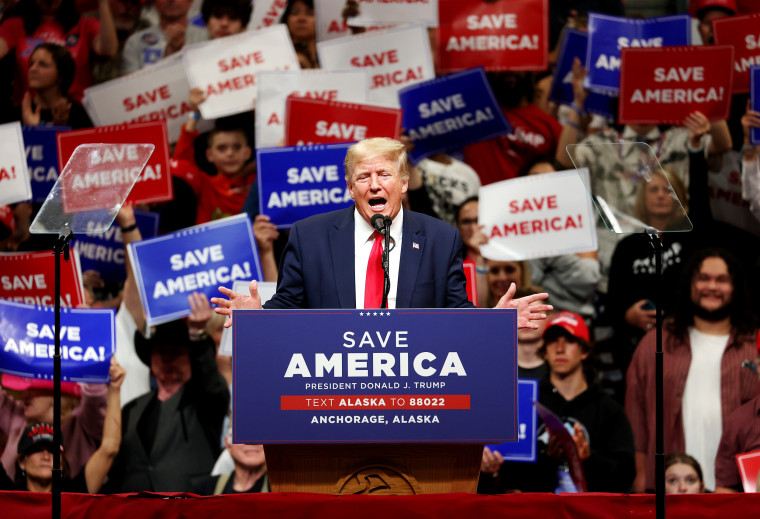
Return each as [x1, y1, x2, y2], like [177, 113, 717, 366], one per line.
[183, 25, 300, 120]
[218, 280, 277, 356]
[315, 0, 351, 42]
[479, 169, 598, 261]
[317, 24, 435, 107]
[348, 0, 438, 28]
[0, 122, 31, 205]
[83, 54, 194, 144]
[247, 0, 287, 31]
[255, 69, 368, 148]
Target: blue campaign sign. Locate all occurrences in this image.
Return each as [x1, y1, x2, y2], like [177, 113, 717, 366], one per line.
[486, 378, 538, 462]
[73, 210, 160, 284]
[22, 125, 70, 203]
[586, 14, 691, 94]
[399, 67, 511, 164]
[257, 144, 355, 228]
[232, 308, 518, 444]
[0, 299, 115, 383]
[129, 213, 262, 326]
[549, 28, 616, 121]
[751, 66, 760, 145]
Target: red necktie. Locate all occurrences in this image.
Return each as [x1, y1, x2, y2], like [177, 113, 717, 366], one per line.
[364, 232, 384, 308]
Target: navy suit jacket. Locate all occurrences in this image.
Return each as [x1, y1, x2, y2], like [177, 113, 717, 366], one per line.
[263, 207, 474, 309]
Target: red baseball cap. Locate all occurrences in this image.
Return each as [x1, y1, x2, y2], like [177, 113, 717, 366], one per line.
[689, 0, 738, 17]
[1, 374, 82, 398]
[542, 311, 590, 342]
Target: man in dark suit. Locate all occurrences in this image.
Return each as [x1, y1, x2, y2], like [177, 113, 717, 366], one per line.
[213, 137, 550, 327]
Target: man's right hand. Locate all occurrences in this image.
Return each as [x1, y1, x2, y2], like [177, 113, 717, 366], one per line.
[212, 280, 263, 327]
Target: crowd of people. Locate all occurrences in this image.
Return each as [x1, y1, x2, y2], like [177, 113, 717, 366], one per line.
[1, 0, 760, 499]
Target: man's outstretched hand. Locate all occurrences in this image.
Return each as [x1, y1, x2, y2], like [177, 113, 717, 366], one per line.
[494, 282, 552, 329]
[211, 280, 263, 327]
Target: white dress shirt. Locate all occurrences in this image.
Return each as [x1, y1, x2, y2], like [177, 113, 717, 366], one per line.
[353, 207, 404, 309]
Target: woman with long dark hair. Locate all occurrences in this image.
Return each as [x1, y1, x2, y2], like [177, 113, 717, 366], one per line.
[0, 0, 117, 104]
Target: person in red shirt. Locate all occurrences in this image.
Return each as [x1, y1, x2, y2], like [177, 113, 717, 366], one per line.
[0, 0, 117, 104]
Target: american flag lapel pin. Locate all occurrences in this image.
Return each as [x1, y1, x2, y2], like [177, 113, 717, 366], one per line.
[413, 242, 419, 249]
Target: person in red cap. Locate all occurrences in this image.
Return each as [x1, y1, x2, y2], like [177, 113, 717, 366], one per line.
[0, 372, 107, 482]
[480, 311, 635, 493]
[690, 0, 737, 44]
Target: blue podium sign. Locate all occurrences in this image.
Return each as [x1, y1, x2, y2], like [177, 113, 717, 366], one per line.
[486, 378, 538, 462]
[0, 299, 115, 383]
[232, 308, 518, 444]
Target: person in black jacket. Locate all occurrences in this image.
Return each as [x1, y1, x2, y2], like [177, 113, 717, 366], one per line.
[480, 311, 635, 493]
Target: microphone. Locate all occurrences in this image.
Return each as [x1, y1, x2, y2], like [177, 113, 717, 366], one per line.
[371, 214, 386, 235]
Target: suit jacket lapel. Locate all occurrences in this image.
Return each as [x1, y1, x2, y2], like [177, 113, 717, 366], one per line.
[397, 211, 424, 308]
[329, 207, 356, 308]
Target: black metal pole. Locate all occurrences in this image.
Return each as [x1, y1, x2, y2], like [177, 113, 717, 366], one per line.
[647, 228, 665, 519]
[53, 226, 72, 519]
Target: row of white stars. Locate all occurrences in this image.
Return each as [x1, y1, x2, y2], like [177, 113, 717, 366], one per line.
[358, 311, 392, 316]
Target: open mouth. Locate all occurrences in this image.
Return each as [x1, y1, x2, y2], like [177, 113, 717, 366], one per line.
[369, 197, 387, 211]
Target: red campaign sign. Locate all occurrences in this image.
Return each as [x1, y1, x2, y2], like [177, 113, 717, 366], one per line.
[57, 121, 172, 206]
[284, 97, 402, 146]
[0, 251, 85, 307]
[713, 13, 760, 94]
[618, 45, 734, 125]
[280, 394, 471, 411]
[436, 0, 548, 73]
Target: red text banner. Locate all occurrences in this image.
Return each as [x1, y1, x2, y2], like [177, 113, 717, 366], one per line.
[713, 13, 760, 94]
[0, 251, 85, 307]
[281, 394, 471, 411]
[619, 45, 734, 124]
[57, 121, 171, 205]
[285, 97, 402, 146]
[436, 0, 548, 73]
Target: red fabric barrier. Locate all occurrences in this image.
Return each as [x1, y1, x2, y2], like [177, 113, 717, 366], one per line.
[2, 490, 759, 518]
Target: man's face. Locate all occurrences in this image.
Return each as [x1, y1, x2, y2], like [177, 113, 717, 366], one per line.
[226, 440, 266, 469]
[699, 9, 732, 45]
[456, 200, 479, 244]
[154, 0, 192, 21]
[544, 334, 587, 377]
[110, 0, 142, 33]
[206, 14, 244, 39]
[348, 156, 408, 225]
[206, 131, 251, 177]
[690, 256, 733, 313]
[150, 344, 191, 388]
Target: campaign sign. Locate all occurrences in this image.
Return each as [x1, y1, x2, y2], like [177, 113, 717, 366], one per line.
[479, 169, 597, 261]
[549, 28, 616, 121]
[232, 308, 518, 444]
[58, 143, 155, 215]
[318, 24, 435, 108]
[399, 67, 511, 164]
[247, 0, 287, 31]
[257, 144, 354, 228]
[736, 449, 760, 493]
[57, 121, 171, 205]
[128, 213, 262, 327]
[585, 13, 691, 94]
[436, 0, 548, 73]
[713, 13, 760, 94]
[183, 25, 300, 120]
[0, 299, 115, 383]
[348, 0, 438, 28]
[315, 0, 351, 42]
[0, 250, 85, 307]
[83, 54, 195, 144]
[22, 125, 69, 203]
[0, 122, 31, 206]
[751, 66, 760, 145]
[285, 97, 402, 146]
[73, 210, 160, 284]
[486, 379, 538, 462]
[619, 46, 734, 124]
[256, 70, 369, 149]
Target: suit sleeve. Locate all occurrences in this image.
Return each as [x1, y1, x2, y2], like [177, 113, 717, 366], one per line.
[445, 226, 475, 309]
[263, 222, 307, 309]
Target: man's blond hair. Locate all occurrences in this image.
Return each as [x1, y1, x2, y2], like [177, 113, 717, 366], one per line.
[344, 137, 410, 184]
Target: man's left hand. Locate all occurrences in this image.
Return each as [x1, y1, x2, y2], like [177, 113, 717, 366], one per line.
[495, 282, 552, 329]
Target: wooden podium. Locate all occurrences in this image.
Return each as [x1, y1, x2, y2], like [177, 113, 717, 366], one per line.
[232, 308, 518, 495]
[265, 443, 484, 494]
